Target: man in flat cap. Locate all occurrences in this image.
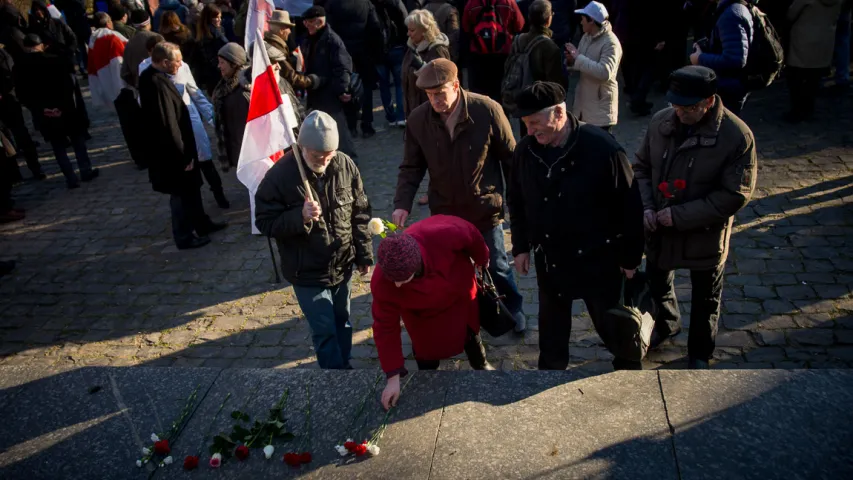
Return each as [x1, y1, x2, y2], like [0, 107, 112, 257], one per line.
[633, 65, 757, 369]
[509, 80, 645, 370]
[299, 5, 358, 159]
[392, 58, 528, 334]
[255, 110, 373, 370]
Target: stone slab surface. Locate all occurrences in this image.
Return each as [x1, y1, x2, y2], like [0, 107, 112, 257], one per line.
[430, 371, 677, 480]
[659, 370, 853, 480]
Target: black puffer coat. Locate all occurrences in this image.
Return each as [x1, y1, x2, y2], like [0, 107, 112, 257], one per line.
[254, 150, 374, 287]
[301, 25, 352, 115]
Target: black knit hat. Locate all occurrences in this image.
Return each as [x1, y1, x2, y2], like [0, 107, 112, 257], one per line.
[667, 66, 718, 106]
[513, 81, 566, 118]
[302, 6, 326, 19]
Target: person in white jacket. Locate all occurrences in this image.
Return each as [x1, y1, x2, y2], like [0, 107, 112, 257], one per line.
[140, 39, 230, 208]
[564, 1, 622, 134]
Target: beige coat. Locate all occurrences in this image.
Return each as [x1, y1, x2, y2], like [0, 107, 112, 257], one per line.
[569, 21, 622, 127]
[787, 0, 844, 68]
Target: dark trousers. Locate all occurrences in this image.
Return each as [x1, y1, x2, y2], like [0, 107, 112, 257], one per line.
[292, 272, 354, 369]
[0, 156, 12, 210]
[329, 108, 358, 158]
[198, 160, 223, 193]
[344, 55, 376, 130]
[623, 47, 658, 108]
[718, 86, 749, 116]
[415, 327, 488, 370]
[537, 276, 626, 370]
[787, 66, 823, 119]
[114, 89, 147, 168]
[169, 187, 212, 245]
[647, 263, 725, 362]
[50, 134, 92, 186]
[0, 97, 41, 176]
[468, 54, 508, 102]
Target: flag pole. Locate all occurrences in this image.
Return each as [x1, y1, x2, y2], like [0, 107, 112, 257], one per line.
[290, 130, 315, 204]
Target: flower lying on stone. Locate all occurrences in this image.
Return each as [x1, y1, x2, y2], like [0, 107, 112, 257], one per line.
[151, 433, 160, 443]
[334, 445, 348, 457]
[142, 447, 151, 456]
[283, 452, 301, 467]
[209, 453, 222, 468]
[367, 444, 380, 457]
[183, 456, 199, 471]
[235, 445, 250, 461]
[163, 456, 173, 465]
[136, 460, 142, 468]
[299, 452, 312, 464]
[263, 445, 275, 459]
[153, 439, 170, 455]
[353, 441, 369, 457]
[343, 439, 356, 451]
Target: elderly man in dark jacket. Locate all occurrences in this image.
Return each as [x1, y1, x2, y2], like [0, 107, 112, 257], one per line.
[300, 6, 358, 158]
[509, 81, 645, 371]
[633, 66, 757, 369]
[139, 42, 226, 249]
[255, 110, 373, 369]
[691, 0, 754, 115]
[392, 58, 528, 333]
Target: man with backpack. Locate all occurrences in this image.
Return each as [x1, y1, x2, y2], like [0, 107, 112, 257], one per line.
[502, 0, 564, 135]
[462, 0, 524, 101]
[690, 0, 784, 116]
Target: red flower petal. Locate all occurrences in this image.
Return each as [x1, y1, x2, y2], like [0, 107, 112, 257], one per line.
[674, 179, 686, 190]
[658, 182, 670, 194]
[153, 439, 170, 455]
[664, 191, 674, 199]
[283, 452, 302, 467]
[354, 444, 368, 456]
[344, 441, 356, 451]
[235, 445, 250, 461]
[183, 455, 199, 470]
[299, 452, 312, 464]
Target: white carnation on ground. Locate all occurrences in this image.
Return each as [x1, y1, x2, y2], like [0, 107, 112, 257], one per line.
[150, 433, 160, 442]
[263, 445, 275, 459]
[136, 460, 142, 468]
[367, 444, 380, 457]
[142, 447, 150, 455]
[163, 456, 173, 465]
[335, 445, 348, 457]
[367, 218, 385, 236]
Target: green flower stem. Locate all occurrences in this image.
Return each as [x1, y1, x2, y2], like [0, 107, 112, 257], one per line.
[370, 372, 416, 445]
[166, 383, 202, 442]
[349, 372, 382, 441]
[196, 392, 231, 454]
[247, 389, 289, 447]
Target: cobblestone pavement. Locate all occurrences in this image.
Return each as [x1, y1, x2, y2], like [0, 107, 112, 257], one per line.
[1, 79, 852, 374]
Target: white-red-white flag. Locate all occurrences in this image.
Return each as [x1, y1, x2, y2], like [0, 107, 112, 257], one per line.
[237, 29, 300, 234]
[244, 0, 276, 50]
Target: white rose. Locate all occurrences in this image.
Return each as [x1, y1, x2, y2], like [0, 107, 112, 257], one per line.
[163, 456, 173, 465]
[263, 445, 275, 459]
[367, 444, 380, 457]
[150, 433, 160, 442]
[367, 218, 385, 236]
[142, 447, 150, 455]
[335, 445, 348, 457]
[136, 460, 142, 468]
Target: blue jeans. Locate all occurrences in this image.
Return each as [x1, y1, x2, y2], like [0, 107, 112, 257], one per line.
[835, 4, 851, 86]
[50, 134, 92, 186]
[482, 224, 523, 315]
[293, 272, 353, 369]
[376, 46, 405, 123]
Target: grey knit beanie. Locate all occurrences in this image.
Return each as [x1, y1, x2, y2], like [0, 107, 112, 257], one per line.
[265, 43, 286, 63]
[298, 111, 339, 152]
[218, 43, 247, 66]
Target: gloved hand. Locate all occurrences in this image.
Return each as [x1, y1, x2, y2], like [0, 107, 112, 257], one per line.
[410, 51, 425, 71]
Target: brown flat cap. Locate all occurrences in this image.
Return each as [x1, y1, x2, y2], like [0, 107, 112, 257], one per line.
[416, 58, 458, 89]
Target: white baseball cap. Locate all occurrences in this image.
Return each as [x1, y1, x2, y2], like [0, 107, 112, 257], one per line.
[574, 1, 608, 24]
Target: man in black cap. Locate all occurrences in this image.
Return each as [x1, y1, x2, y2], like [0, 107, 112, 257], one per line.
[508, 80, 645, 371]
[633, 65, 757, 369]
[299, 5, 358, 158]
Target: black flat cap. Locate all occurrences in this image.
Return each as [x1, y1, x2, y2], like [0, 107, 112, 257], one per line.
[513, 81, 566, 118]
[23, 34, 42, 48]
[667, 66, 718, 106]
[302, 5, 326, 19]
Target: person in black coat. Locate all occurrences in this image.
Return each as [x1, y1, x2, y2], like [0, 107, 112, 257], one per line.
[0, 46, 42, 180]
[323, 0, 384, 137]
[610, 0, 667, 116]
[300, 6, 358, 158]
[28, 1, 78, 65]
[52, 0, 91, 72]
[14, 35, 96, 188]
[508, 82, 645, 371]
[139, 42, 226, 249]
[0, 1, 28, 61]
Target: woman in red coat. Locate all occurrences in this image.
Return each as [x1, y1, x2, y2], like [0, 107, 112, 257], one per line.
[372, 215, 495, 409]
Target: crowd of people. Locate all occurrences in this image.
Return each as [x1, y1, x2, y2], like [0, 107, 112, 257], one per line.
[0, 0, 849, 399]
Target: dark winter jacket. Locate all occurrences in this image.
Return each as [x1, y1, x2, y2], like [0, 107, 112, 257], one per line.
[121, 30, 161, 88]
[153, 0, 190, 32]
[254, 149, 374, 288]
[508, 112, 645, 294]
[424, 0, 459, 59]
[13, 51, 89, 141]
[549, 0, 576, 46]
[402, 33, 451, 116]
[698, 0, 754, 92]
[512, 26, 566, 89]
[610, 0, 664, 49]
[324, 0, 384, 58]
[212, 67, 250, 168]
[138, 67, 201, 194]
[0, 4, 28, 60]
[193, 28, 229, 94]
[373, 0, 409, 51]
[28, 1, 79, 67]
[301, 25, 352, 115]
[0, 47, 14, 97]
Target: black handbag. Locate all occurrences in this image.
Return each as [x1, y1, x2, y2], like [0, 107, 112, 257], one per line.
[348, 72, 364, 104]
[476, 269, 516, 337]
[601, 272, 656, 362]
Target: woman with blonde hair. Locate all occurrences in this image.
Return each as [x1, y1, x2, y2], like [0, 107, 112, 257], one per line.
[402, 9, 450, 206]
[192, 4, 228, 94]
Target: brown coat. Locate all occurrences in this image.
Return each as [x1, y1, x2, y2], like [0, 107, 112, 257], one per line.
[401, 33, 451, 117]
[787, 0, 844, 68]
[633, 97, 757, 270]
[514, 26, 566, 89]
[264, 32, 315, 91]
[396, 89, 516, 231]
[424, 0, 460, 61]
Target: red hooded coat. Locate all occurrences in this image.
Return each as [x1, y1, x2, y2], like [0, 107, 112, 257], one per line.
[371, 215, 490, 374]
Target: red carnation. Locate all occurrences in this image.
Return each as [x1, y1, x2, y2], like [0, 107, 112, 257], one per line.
[153, 439, 170, 455]
[283, 452, 301, 467]
[235, 445, 250, 461]
[344, 441, 357, 451]
[354, 443, 368, 456]
[183, 455, 199, 471]
[673, 179, 686, 190]
[299, 452, 312, 464]
[658, 182, 673, 199]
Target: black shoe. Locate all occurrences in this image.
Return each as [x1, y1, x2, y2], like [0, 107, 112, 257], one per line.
[177, 236, 211, 250]
[81, 168, 100, 182]
[687, 358, 710, 370]
[649, 326, 682, 350]
[213, 191, 230, 209]
[198, 221, 227, 236]
[361, 124, 376, 138]
[0, 260, 15, 276]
